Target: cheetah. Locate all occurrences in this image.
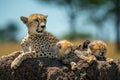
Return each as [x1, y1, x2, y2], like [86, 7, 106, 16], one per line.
[56, 40, 74, 60]
[75, 40, 109, 63]
[88, 40, 107, 59]
[87, 40, 113, 62]
[56, 40, 111, 70]
[56, 40, 79, 70]
[11, 13, 59, 69]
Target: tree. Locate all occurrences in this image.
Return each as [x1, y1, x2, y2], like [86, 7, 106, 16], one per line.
[5, 22, 18, 41]
[115, 0, 120, 51]
[37, 0, 83, 39]
[37, 0, 120, 51]
[0, 22, 18, 42]
[37, 0, 107, 40]
[82, 0, 120, 51]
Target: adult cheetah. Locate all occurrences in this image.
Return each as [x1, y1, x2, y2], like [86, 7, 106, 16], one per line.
[11, 14, 59, 69]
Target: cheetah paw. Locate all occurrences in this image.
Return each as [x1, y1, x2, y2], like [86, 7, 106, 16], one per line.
[70, 62, 77, 70]
[11, 60, 21, 69]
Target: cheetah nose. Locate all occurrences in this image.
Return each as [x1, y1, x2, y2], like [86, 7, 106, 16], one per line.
[41, 25, 45, 28]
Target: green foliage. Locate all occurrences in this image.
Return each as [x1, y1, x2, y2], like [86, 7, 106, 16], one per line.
[80, 0, 107, 5]
[0, 22, 18, 42]
[61, 32, 91, 40]
[0, 30, 5, 41]
[38, 0, 120, 50]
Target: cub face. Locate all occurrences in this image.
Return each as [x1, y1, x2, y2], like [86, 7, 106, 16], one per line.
[21, 14, 47, 35]
[88, 40, 107, 57]
[56, 40, 73, 59]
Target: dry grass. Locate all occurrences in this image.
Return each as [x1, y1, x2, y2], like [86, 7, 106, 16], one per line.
[0, 41, 120, 59]
[0, 42, 22, 57]
[106, 42, 120, 59]
[71, 40, 120, 59]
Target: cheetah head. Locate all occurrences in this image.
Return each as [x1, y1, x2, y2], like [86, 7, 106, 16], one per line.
[56, 40, 74, 59]
[88, 40, 107, 57]
[21, 13, 47, 35]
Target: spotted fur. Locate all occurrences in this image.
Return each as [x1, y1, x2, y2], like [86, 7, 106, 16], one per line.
[75, 40, 108, 63]
[11, 14, 59, 69]
[88, 40, 107, 59]
[56, 40, 79, 70]
[56, 40, 108, 70]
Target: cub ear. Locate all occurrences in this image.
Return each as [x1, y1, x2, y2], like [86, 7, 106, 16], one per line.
[88, 44, 94, 50]
[20, 16, 28, 24]
[56, 43, 61, 49]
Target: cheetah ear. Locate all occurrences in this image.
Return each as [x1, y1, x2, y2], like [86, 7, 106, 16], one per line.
[20, 16, 28, 24]
[88, 44, 94, 50]
[57, 43, 61, 49]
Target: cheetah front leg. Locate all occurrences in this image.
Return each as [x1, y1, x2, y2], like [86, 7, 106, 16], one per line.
[75, 50, 96, 63]
[70, 61, 77, 70]
[11, 51, 45, 69]
[21, 39, 30, 53]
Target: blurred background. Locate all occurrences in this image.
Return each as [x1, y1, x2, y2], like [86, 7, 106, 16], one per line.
[0, 0, 120, 59]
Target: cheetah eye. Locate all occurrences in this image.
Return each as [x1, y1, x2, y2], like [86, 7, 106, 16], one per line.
[34, 19, 39, 23]
[44, 19, 46, 22]
[100, 52, 105, 56]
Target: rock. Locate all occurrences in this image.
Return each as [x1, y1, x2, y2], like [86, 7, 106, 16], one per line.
[0, 51, 120, 80]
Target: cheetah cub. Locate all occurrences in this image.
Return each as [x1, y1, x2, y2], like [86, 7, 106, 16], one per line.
[75, 40, 108, 63]
[11, 14, 59, 69]
[56, 40, 73, 60]
[88, 40, 107, 59]
[88, 40, 113, 62]
[56, 40, 78, 70]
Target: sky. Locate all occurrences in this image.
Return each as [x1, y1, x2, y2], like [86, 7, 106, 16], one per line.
[0, 0, 116, 41]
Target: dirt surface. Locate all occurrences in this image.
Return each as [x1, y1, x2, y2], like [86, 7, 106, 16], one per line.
[0, 51, 120, 80]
